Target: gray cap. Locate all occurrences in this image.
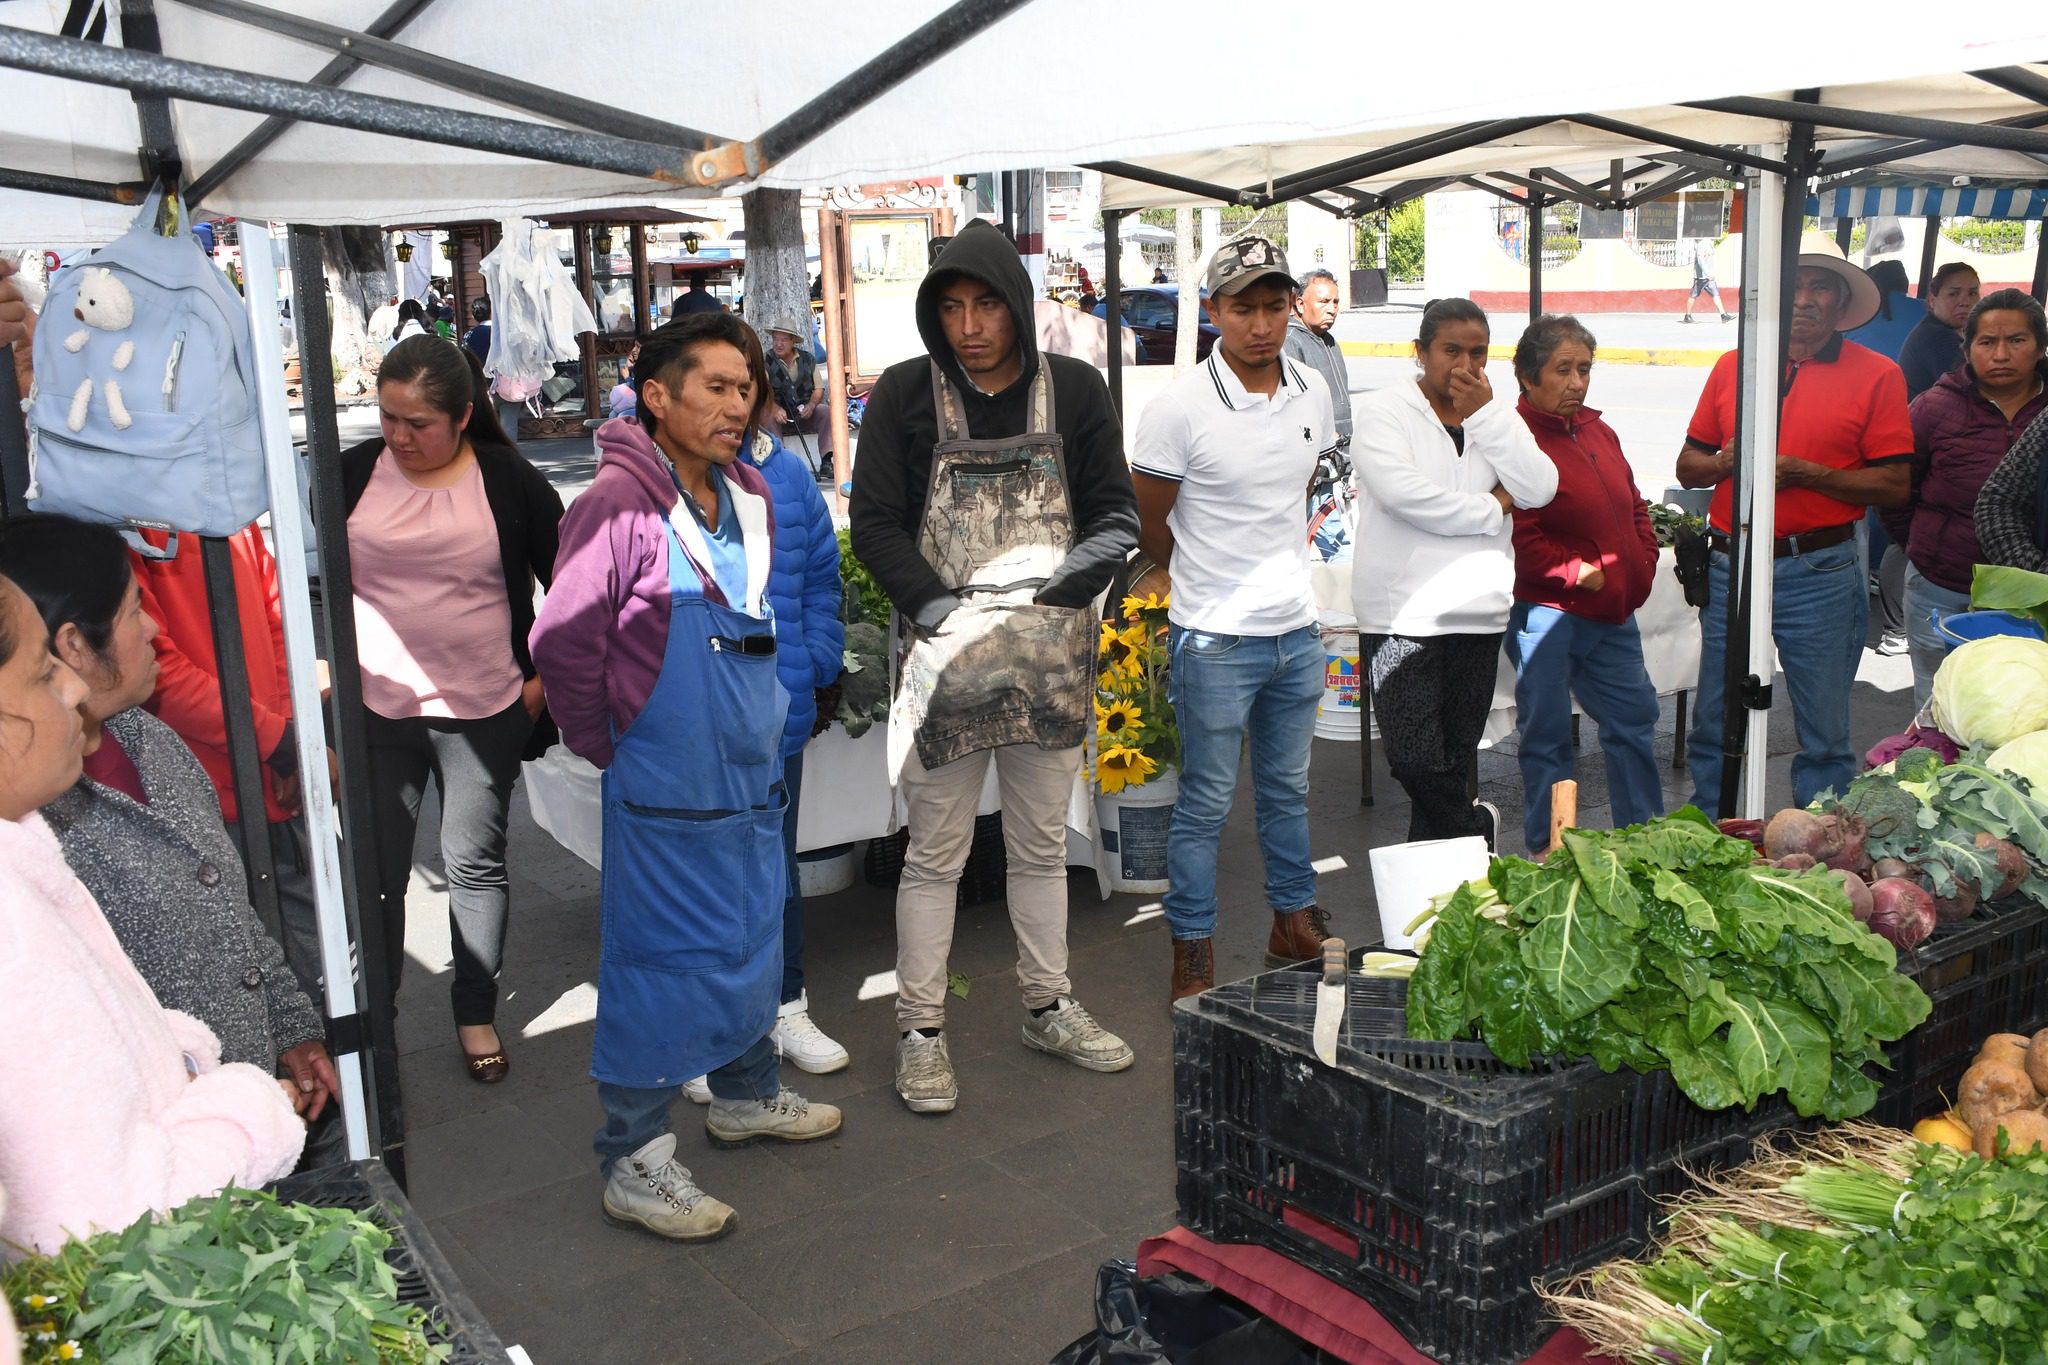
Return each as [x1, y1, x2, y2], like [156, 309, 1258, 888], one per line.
[1204, 236, 1293, 297]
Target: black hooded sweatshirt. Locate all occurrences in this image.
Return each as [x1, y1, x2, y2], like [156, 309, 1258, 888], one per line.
[850, 222, 1139, 630]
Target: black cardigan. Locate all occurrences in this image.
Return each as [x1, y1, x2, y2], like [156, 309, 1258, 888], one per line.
[340, 435, 564, 757]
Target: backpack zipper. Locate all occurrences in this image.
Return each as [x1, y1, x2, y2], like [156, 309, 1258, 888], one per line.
[162, 330, 187, 410]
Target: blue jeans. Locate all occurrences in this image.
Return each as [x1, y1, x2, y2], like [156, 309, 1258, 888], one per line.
[780, 749, 806, 1003]
[593, 1034, 778, 1175]
[1902, 562, 1967, 715]
[1163, 623, 1323, 940]
[1505, 603, 1665, 852]
[1688, 541, 1866, 817]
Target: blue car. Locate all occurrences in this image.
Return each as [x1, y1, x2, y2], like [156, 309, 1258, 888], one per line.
[1092, 285, 1218, 364]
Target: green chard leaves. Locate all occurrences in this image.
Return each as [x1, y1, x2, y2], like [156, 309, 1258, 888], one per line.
[1405, 808, 1932, 1118]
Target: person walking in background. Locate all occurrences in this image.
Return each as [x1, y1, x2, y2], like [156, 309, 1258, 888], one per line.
[1286, 267, 1356, 558]
[532, 314, 843, 1243]
[1681, 237, 1732, 323]
[1132, 237, 1339, 1003]
[851, 222, 1137, 1114]
[1917, 293, 2048, 685]
[1504, 317, 1663, 853]
[1678, 255, 1911, 814]
[1350, 298, 1558, 846]
[344, 336, 563, 1083]
[463, 297, 492, 363]
[1901, 263, 1981, 399]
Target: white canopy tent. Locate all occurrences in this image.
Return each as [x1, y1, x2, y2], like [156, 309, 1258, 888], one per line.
[3, 0, 2046, 1174]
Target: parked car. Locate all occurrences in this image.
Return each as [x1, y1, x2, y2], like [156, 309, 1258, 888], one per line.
[1093, 285, 1217, 364]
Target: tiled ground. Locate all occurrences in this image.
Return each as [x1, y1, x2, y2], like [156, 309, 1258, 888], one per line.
[380, 632, 1916, 1363]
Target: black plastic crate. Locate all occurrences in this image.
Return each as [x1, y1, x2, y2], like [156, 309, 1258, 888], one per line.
[862, 812, 1008, 906]
[270, 1160, 509, 1364]
[1869, 895, 2048, 1127]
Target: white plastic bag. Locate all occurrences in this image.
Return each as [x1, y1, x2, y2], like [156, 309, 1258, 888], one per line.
[480, 218, 598, 411]
[523, 745, 602, 869]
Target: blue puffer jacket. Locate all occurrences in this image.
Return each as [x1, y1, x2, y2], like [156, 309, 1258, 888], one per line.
[748, 432, 844, 755]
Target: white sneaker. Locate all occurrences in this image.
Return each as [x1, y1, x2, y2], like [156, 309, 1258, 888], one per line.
[772, 992, 850, 1074]
[681, 1075, 710, 1105]
[895, 1030, 958, 1114]
[601, 1134, 735, 1242]
[1022, 997, 1135, 1073]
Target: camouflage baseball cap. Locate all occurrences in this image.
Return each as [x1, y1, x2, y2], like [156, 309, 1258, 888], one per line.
[1204, 236, 1293, 297]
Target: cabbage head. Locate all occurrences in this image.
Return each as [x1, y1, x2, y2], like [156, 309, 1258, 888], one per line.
[1989, 729, 2048, 793]
[1931, 635, 2048, 747]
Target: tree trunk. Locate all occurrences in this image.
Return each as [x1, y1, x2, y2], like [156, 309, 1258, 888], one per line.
[1174, 207, 1200, 370]
[742, 188, 809, 341]
[320, 226, 390, 398]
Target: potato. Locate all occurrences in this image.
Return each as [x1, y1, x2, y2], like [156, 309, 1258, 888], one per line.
[1974, 1107, 2048, 1159]
[2028, 1030, 2048, 1097]
[1979, 1033, 2034, 1072]
[1956, 1058, 2038, 1134]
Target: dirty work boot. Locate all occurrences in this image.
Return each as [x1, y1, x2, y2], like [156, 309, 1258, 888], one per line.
[1023, 997, 1135, 1072]
[895, 1029, 958, 1115]
[1265, 905, 1332, 967]
[1172, 937, 1215, 1003]
[704, 1086, 842, 1148]
[601, 1133, 735, 1243]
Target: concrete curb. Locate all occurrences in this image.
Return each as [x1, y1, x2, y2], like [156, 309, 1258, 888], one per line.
[1339, 340, 1726, 368]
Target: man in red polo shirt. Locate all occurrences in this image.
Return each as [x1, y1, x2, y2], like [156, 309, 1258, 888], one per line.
[1677, 254, 1913, 815]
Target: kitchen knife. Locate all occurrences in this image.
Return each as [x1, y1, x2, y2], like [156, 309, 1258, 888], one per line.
[1312, 937, 1347, 1067]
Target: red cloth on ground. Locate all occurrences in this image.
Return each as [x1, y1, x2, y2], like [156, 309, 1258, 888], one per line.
[1137, 1226, 1616, 1365]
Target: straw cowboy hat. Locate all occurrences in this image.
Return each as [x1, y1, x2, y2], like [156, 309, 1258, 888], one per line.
[1795, 251, 1882, 332]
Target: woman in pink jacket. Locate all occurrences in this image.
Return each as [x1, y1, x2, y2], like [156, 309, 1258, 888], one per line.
[0, 575, 305, 1257]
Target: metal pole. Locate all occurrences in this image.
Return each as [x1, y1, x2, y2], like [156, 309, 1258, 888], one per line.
[818, 208, 851, 506]
[239, 224, 371, 1161]
[0, 25, 711, 187]
[287, 223, 406, 1182]
[0, 356, 25, 517]
[0, 166, 144, 202]
[199, 535, 284, 941]
[1691, 95, 2048, 158]
[1834, 216, 1854, 254]
[1104, 209, 1123, 420]
[1527, 187, 1544, 322]
[2032, 222, 2048, 306]
[1918, 215, 1941, 295]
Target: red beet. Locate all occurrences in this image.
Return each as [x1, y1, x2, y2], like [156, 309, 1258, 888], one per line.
[1775, 853, 1818, 871]
[1823, 812, 1871, 876]
[1765, 809, 1839, 861]
[1716, 818, 1765, 849]
[1834, 870, 1874, 923]
[1931, 874, 1980, 924]
[1867, 877, 1936, 950]
[1973, 833, 2028, 900]
[1871, 857, 1913, 883]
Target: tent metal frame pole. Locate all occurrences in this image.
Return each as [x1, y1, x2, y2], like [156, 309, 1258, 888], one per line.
[1918, 214, 1941, 294]
[0, 24, 717, 186]
[237, 223, 371, 1160]
[1489, 169, 1606, 210]
[1620, 166, 1709, 210]
[183, 0, 440, 206]
[1970, 65, 2048, 109]
[120, 0, 182, 187]
[1835, 216, 1855, 253]
[1086, 161, 1253, 207]
[2031, 223, 2048, 305]
[1527, 184, 1544, 322]
[1569, 113, 1786, 175]
[0, 348, 25, 517]
[1692, 95, 2048, 158]
[286, 223, 406, 1182]
[171, 0, 726, 152]
[747, 0, 1036, 174]
[198, 534, 285, 943]
[0, 166, 144, 201]
[1104, 208, 1123, 420]
[1263, 116, 1557, 205]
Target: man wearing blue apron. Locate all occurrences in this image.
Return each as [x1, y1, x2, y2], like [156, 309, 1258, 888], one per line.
[851, 222, 1141, 1116]
[532, 314, 843, 1243]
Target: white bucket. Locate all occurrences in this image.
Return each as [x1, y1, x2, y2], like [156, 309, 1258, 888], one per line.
[1315, 627, 1363, 741]
[1096, 766, 1179, 894]
[1368, 836, 1490, 950]
[797, 843, 858, 897]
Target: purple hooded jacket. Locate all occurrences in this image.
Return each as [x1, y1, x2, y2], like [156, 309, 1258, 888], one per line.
[530, 417, 775, 769]
[1900, 364, 2048, 592]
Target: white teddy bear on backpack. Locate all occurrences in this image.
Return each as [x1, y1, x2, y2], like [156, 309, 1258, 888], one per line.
[62, 266, 136, 431]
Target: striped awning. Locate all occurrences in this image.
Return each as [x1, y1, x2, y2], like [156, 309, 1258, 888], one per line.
[1809, 184, 2048, 220]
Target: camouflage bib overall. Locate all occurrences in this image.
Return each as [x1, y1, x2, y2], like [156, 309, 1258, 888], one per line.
[887, 362, 1095, 775]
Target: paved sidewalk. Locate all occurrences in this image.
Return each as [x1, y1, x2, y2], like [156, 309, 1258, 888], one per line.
[1334, 307, 1740, 367]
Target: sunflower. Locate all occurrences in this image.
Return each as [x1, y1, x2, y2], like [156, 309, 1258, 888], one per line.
[1121, 589, 1168, 621]
[1098, 620, 1146, 680]
[1095, 744, 1159, 795]
[1097, 697, 1143, 741]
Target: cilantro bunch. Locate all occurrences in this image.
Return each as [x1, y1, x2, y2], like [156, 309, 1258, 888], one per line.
[1405, 807, 1932, 1119]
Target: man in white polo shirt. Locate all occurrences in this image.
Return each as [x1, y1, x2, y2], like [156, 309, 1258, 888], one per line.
[1131, 236, 1339, 1003]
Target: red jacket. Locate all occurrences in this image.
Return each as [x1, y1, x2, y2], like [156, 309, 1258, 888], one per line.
[131, 527, 294, 824]
[1511, 396, 1658, 625]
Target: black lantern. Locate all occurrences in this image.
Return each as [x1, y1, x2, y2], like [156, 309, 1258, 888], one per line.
[439, 237, 453, 260]
[682, 231, 702, 256]
[593, 226, 614, 257]
[393, 239, 413, 263]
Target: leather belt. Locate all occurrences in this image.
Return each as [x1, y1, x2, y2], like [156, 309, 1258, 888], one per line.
[1707, 522, 1856, 560]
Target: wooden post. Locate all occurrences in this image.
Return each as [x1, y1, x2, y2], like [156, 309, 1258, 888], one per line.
[1549, 779, 1579, 852]
[818, 207, 852, 508]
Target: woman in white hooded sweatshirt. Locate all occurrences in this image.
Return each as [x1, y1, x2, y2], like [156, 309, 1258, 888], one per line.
[1350, 299, 1557, 844]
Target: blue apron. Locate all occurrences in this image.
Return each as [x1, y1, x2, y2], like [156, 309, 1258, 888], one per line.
[593, 518, 790, 1088]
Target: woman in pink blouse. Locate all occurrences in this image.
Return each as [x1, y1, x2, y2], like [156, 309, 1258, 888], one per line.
[342, 338, 563, 1083]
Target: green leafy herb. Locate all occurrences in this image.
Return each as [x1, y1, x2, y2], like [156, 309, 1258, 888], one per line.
[1405, 810, 1930, 1118]
[1968, 561, 2048, 633]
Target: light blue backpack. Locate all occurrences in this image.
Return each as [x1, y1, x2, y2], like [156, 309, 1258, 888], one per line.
[27, 189, 268, 539]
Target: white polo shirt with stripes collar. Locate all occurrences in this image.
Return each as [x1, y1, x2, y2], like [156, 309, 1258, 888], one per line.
[1130, 350, 1336, 635]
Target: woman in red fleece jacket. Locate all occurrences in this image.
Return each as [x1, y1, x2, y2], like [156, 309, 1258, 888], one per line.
[1504, 316, 1664, 853]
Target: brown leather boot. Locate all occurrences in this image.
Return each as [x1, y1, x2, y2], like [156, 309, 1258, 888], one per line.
[1265, 905, 1332, 966]
[1171, 937, 1215, 1003]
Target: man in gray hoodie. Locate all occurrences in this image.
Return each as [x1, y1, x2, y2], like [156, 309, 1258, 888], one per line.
[851, 222, 1139, 1116]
